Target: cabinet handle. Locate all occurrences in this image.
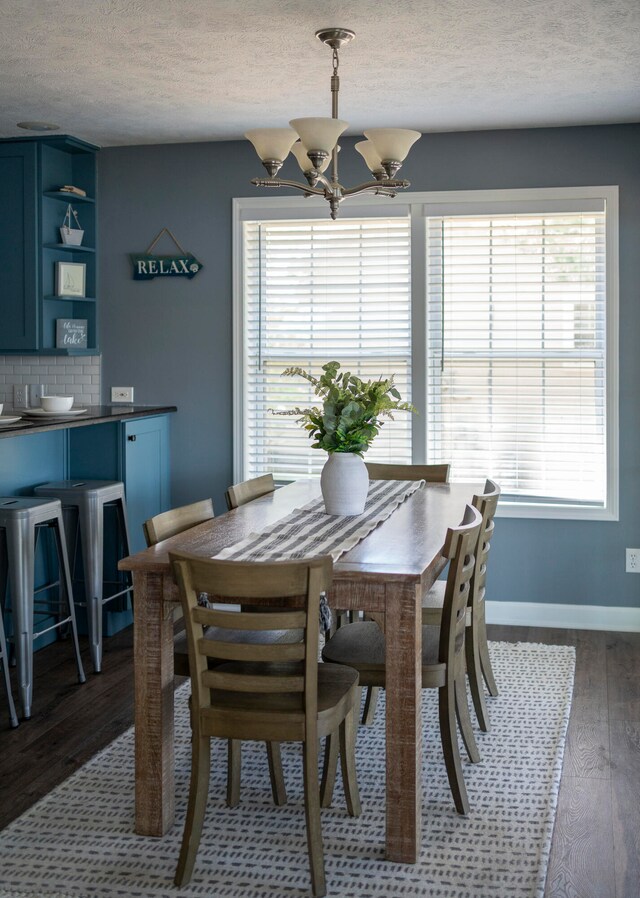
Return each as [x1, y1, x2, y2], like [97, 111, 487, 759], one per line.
[127, 434, 137, 442]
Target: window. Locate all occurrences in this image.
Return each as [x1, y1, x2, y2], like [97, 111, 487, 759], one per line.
[234, 188, 618, 520]
[238, 213, 412, 481]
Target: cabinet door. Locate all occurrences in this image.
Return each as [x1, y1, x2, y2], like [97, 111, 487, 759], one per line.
[0, 143, 38, 350]
[122, 416, 170, 554]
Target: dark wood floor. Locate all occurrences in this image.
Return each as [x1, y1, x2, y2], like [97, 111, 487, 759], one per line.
[0, 624, 638, 897]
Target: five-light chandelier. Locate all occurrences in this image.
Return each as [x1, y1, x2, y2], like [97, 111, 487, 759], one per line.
[245, 28, 421, 219]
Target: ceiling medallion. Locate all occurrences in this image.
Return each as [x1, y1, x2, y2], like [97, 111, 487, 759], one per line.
[245, 29, 421, 220]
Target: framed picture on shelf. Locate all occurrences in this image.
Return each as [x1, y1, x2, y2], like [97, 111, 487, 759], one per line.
[56, 261, 86, 297]
[56, 318, 88, 349]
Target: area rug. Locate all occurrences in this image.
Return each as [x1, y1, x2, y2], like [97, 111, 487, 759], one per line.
[0, 641, 574, 898]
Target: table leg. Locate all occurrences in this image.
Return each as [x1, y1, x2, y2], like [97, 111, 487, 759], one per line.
[384, 580, 422, 862]
[133, 571, 176, 836]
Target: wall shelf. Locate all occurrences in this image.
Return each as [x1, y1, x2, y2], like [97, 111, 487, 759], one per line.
[43, 190, 95, 204]
[43, 243, 95, 253]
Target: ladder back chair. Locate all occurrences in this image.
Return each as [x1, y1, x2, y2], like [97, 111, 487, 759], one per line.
[422, 479, 500, 730]
[169, 551, 361, 897]
[142, 499, 293, 808]
[322, 504, 482, 815]
[225, 473, 276, 511]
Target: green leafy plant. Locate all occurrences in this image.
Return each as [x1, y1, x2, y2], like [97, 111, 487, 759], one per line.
[271, 361, 416, 456]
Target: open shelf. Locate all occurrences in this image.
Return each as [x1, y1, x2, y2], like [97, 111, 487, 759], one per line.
[43, 243, 95, 253]
[43, 190, 95, 204]
[44, 295, 97, 303]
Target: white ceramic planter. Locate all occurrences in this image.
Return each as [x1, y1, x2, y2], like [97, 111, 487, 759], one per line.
[320, 452, 369, 515]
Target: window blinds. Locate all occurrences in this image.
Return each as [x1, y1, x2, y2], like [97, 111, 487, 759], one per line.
[426, 211, 607, 505]
[243, 217, 412, 481]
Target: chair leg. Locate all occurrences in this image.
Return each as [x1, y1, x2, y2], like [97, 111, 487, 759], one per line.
[52, 511, 86, 685]
[438, 680, 469, 815]
[0, 618, 18, 728]
[476, 603, 499, 696]
[226, 739, 241, 808]
[454, 667, 481, 764]
[320, 730, 338, 808]
[303, 739, 326, 898]
[339, 704, 361, 817]
[362, 685, 379, 726]
[466, 610, 490, 732]
[266, 741, 287, 806]
[174, 734, 211, 887]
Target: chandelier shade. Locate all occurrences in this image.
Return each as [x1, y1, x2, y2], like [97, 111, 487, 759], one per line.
[246, 29, 421, 219]
[289, 118, 348, 155]
[363, 128, 422, 163]
[244, 128, 298, 163]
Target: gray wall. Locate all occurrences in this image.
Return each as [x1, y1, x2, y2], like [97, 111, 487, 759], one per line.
[99, 124, 640, 610]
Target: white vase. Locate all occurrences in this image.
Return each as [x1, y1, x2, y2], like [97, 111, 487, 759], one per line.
[320, 452, 369, 515]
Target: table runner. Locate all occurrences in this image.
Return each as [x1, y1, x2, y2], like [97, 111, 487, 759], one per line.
[215, 478, 424, 563]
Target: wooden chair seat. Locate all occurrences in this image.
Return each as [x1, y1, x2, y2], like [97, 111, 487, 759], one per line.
[322, 621, 446, 688]
[203, 662, 359, 741]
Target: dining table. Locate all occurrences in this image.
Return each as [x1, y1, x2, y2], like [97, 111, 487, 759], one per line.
[118, 478, 479, 863]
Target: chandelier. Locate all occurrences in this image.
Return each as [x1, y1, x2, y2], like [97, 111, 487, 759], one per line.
[245, 28, 421, 219]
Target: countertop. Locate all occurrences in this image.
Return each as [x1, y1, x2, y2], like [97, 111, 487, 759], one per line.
[0, 404, 177, 440]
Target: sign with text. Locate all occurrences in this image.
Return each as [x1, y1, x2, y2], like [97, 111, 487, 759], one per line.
[56, 318, 88, 349]
[130, 253, 203, 280]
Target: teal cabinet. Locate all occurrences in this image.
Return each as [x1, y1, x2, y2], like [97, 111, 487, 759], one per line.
[0, 135, 99, 355]
[122, 416, 171, 554]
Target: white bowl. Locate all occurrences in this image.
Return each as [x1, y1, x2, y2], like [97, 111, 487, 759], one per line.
[40, 395, 74, 412]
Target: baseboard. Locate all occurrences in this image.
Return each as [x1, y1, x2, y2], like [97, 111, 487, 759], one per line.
[486, 600, 640, 633]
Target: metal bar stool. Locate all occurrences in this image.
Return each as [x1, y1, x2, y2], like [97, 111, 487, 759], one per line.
[0, 497, 86, 719]
[34, 480, 133, 674]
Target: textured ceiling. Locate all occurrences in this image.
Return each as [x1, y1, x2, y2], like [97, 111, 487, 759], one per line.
[0, 0, 638, 146]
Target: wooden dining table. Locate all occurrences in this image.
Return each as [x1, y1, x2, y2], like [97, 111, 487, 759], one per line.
[119, 478, 478, 863]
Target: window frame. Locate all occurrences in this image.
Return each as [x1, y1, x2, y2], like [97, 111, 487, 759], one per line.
[233, 186, 619, 521]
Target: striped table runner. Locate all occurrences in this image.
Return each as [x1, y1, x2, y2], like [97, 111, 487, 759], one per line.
[214, 478, 423, 563]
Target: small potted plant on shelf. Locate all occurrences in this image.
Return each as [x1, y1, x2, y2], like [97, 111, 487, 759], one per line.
[271, 361, 415, 515]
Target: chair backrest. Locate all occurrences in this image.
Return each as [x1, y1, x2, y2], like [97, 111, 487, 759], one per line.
[169, 551, 332, 738]
[225, 474, 276, 511]
[142, 499, 214, 547]
[471, 479, 500, 607]
[438, 504, 483, 665]
[365, 462, 450, 483]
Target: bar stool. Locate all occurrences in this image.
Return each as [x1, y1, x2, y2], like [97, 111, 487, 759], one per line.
[0, 497, 86, 719]
[34, 480, 133, 674]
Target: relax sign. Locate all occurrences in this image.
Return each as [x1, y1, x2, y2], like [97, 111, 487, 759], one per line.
[130, 254, 203, 280]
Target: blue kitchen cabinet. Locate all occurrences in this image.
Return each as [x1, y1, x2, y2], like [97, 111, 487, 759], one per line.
[0, 134, 99, 354]
[122, 416, 171, 555]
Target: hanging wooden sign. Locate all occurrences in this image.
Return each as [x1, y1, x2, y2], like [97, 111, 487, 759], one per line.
[130, 227, 203, 281]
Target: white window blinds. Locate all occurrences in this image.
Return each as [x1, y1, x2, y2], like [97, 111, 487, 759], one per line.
[426, 210, 607, 506]
[242, 217, 412, 481]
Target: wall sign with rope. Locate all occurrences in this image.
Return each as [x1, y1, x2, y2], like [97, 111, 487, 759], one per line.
[130, 228, 203, 281]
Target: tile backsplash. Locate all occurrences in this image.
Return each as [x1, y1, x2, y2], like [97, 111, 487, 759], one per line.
[0, 355, 101, 408]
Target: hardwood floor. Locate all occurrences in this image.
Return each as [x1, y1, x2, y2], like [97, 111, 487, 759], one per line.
[0, 623, 638, 897]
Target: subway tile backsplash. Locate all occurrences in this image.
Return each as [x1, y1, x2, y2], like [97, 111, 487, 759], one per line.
[0, 355, 101, 408]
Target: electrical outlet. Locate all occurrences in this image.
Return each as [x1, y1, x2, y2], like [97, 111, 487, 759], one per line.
[626, 548, 640, 573]
[111, 386, 134, 403]
[13, 384, 29, 408]
[30, 384, 46, 407]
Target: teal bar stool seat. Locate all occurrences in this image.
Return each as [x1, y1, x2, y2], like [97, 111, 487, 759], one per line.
[34, 480, 133, 674]
[0, 497, 86, 719]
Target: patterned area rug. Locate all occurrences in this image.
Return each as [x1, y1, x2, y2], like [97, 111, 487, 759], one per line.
[0, 641, 574, 898]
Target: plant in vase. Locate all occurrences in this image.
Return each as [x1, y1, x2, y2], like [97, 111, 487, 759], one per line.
[271, 361, 415, 515]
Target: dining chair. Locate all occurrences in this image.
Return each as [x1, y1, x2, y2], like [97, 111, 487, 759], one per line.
[169, 551, 361, 897]
[422, 479, 501, 731]
[225, 473, 276, 511]
[142, 499, 294, 808]
[321, 503, 482, 815]
[358, 461, 451, 725]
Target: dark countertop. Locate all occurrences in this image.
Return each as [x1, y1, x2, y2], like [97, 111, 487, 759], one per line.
[0, 404, 177, 440]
